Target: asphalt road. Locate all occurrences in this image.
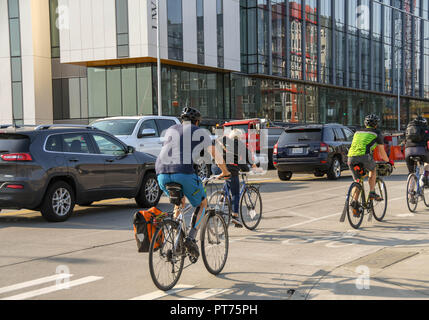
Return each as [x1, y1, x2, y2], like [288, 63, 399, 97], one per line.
[1, 163, 429, 300]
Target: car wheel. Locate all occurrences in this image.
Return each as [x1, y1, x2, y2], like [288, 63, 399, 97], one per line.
[278, 171, 293, 181]
[135, 172, 162, 208]
[327, 158, 342, 180]
[40, 181, 75, 222]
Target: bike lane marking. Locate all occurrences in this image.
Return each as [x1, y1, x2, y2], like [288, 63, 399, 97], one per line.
[0, 274, 73, 295]
[180, 288, 230, 300]
[1, 276, 103, 300]
[130, 284, 196, 300]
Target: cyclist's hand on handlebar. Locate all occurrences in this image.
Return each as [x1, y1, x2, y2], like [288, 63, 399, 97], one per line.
[388, 159, 395, 168]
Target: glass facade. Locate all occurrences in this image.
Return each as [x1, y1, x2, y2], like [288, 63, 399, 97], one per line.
[8, 0, 23, 124]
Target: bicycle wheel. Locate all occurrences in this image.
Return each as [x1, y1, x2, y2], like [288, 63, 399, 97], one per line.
[208, 190, 232, 227]
[346, 182, 365, 229]
[149, 219, 185, 291]
[201, 211, 229, 275]
[406, 174, 419, 213]
[423, 184, 429, 208]
[239, 186, 263, 230]
[371, 178, 388, 222]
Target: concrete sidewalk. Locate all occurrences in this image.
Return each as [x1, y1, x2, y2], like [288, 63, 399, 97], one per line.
[292, 245, 429, 300]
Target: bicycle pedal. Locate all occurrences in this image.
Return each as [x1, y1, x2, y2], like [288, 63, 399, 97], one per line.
[188, 255, 198, 264]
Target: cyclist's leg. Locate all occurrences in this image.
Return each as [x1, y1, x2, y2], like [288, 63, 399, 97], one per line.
[227, 175, 242, 226]
[348, 157, 362, 203]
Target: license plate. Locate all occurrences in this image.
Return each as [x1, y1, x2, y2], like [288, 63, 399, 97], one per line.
[292, 148, 304, 154]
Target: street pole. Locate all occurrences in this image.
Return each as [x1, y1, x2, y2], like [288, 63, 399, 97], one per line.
[397, 47, 400, 132]
[156, 0, 162, 116]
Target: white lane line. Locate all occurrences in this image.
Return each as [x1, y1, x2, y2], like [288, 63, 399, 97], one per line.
[1, 276, 103, 300]
[180, 288, 230, 300]
[130, 284, 196, 300]
[0, 274, 73, 295]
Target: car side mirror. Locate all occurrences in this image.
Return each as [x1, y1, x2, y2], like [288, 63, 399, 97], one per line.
[138, 128, 156, 139]
[127, 146, 135, 154]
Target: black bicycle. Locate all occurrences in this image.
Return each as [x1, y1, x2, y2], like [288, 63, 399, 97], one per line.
[340, 162, 391, 229]
[148, 176, 229, 291]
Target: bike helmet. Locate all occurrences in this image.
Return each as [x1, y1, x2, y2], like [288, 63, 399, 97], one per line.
[364, 114, 380, 128]
[414, 115, 428, 126]
[181, 107, 202, 123]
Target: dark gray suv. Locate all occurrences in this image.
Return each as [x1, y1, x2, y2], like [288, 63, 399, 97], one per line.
[0, 125, 161, 222]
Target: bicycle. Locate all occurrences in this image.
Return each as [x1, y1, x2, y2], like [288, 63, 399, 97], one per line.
[148, 175, 229, 291]
[340, 162, 391, 229]
[207, 171, 263, 230]
[406, 156, 429, 212]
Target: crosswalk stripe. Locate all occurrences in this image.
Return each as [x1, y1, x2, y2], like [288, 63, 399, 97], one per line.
[1, 276, 103, 300]
[180, 288, 230, 300]
[130, 284, 196, 300]
[0, 274, 73, 295]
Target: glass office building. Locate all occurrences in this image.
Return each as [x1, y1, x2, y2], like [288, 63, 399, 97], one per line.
[45, 0, 429, 131]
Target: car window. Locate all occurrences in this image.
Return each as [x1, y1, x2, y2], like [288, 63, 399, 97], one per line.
[323, 128, 335, 142]
[91, 119, 139, 136]
[342, 128, 355, 142]
[156, 119, 177, 137]
[279, 129, 322, 144]
[62, 134, 91, 154]
[139, 119, 159, 137]
[45, 134, 63, 152]
[92, 134, 126, 156]
[333, 128, 345, 142]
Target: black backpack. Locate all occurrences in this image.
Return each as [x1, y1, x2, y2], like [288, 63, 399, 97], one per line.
[406, 121, 425, 143]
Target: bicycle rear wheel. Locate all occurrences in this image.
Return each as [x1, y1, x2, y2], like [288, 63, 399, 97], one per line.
[423, 184, 429, 208]
[406, 174, 419, 213]
[239, 186, 263, 230]
[201, 211, 229, 275]
[149, 219, 185, 291]
[346, 182, 365, 229]
[208, 190, 232, 227]
[372, 178, 388, 222]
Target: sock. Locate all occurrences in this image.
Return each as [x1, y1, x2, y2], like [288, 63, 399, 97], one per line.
[188, 228, 198, 240]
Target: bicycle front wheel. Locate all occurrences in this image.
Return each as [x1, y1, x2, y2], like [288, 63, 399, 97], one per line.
[208, 190, 232, 227]
[149, 219, 185, 291]
[346, 182, 365, 229]
[239, 186, 263, 230]
[201, 212, 229, 275]
[406, 174, 419, 213]
[372, 178, 388, 222]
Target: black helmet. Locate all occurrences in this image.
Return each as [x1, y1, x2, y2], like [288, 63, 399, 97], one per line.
[415, 116, 428, 126]
[364, 114, 380, 128]
[181, 107, 202, 123]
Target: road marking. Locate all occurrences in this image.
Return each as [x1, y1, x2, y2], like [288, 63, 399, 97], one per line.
[130, 284, 196, 300]
[1, 276, 103, 300]
[0, 274, 73, 295]
[180, 288, 230, 300]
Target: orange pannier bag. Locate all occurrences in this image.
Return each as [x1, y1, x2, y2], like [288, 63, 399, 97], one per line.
[133, 207, 167, 253]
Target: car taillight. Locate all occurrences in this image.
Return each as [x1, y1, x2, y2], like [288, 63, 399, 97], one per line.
[1, 153, 32, 161]
[273, 143, 278, 156]
[320, 143, 329, 153]
[5, 184, 24, 189]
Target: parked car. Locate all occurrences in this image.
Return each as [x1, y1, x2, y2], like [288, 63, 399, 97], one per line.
[0, 124, 162, 222]
[273, 123, 355, 181]
[91, 116, 212, 179]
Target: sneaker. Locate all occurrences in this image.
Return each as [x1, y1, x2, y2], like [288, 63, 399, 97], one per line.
[369, 192, 383, 202]
[184, 237, 200, 259]
[231, 214, 243, 228]
[350, 201, 360, 218]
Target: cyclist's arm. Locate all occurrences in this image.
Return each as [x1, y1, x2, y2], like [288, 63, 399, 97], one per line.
[208, 145, 230, 177]
[377, 144, 390, 163]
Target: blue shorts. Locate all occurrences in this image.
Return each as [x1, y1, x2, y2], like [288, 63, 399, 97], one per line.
[158, 173, 206, 207]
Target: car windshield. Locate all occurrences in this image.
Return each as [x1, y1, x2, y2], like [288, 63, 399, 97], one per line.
[279, 129, 322, 144]
[91, 119, 139, 136]
[225, 124, 249, 133]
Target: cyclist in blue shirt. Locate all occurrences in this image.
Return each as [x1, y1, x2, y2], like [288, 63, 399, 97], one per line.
[156, 107, 230, 258]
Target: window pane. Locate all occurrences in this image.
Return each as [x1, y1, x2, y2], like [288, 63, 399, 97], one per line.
[156, 119, 176, 137]
[69, 78, 81, 119]
[46, 135, 63, 152]
[115, 0, 129, 34]
[12, 82, 23, 120]
[9, 19, 21, 57]
[107, 68, 122, 116]
[88, 68, 107, 118]
[80, 78, 88, 119]
[11, 57, 21, 82]
[121, 66, 137, 116]
[139, 119, 159, 137]
[93, 134, 126, 156]
[137, 65, 153, 115]
[8, 0, 19, 19]
[62, 134, 91, 154]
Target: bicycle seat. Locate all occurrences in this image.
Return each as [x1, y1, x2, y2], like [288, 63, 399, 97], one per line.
[165, 183, 183, 206]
